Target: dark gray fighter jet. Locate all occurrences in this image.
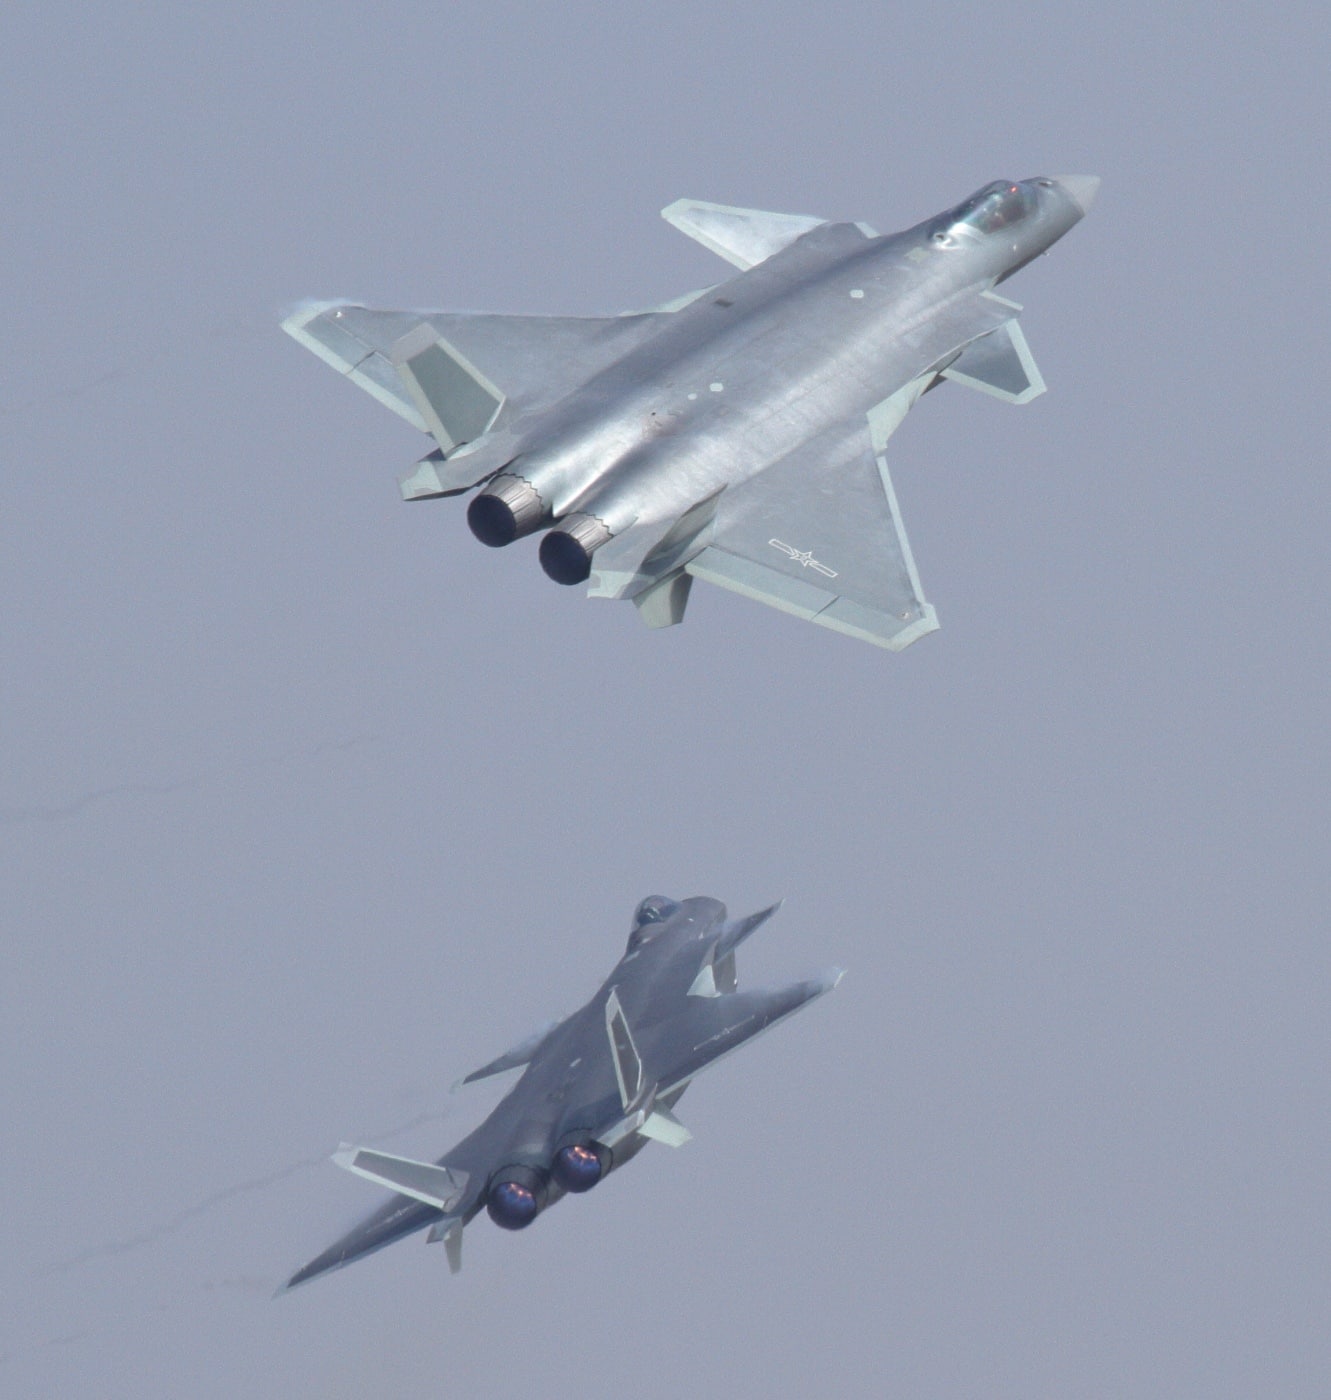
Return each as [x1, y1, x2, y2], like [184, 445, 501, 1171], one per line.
[283, 175, 1098, 650]
[281, 896, 840, 1291]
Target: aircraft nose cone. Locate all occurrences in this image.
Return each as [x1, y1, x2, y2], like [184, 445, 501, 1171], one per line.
[1053, 175, 1101, 215]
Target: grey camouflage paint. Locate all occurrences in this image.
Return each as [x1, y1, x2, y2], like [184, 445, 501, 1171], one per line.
[283, 176, 1097, 650]
[281, 896, 839, 1291]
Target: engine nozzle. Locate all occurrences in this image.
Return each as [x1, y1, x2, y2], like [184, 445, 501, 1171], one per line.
[551, 1142, 609, 1194]
[486, 1164, 548, 1230]
[467, 473, 548, 547]
[538, 513, 614, 585]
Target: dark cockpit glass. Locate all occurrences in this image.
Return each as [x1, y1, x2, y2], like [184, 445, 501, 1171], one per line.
[936, 180, 1036, 241]
[626, 895, 681, 952]
[634, 895, 679, 926]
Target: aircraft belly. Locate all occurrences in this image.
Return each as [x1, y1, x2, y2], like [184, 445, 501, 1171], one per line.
[570, 327, 920, 530]
[518, 253, 995, 532]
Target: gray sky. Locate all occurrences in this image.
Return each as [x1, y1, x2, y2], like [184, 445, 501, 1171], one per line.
[3, 3, 1328, 1395]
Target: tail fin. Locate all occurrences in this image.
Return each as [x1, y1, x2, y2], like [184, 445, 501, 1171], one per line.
[281, 302, 507, 450]
[332, 1145, 469, 1211]
[605, 987, 645, 1110]
[390, 323, 505, 455]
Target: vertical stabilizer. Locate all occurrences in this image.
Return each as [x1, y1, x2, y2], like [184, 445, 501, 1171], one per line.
[390, 323, 506, 455]
[605, 987, 644, 1110]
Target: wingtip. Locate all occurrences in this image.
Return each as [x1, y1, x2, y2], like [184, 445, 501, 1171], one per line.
[278, 298, 338, 336]
[749, 897, 786, 929]
[331, 1142, 359, 1172]
[273, 1269, 310, 1299]
[821, 966, 847, 992]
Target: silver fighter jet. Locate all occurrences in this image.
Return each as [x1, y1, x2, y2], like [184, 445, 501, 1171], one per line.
[284, 175, 1098, 650]
[281, 896, 839, 1290]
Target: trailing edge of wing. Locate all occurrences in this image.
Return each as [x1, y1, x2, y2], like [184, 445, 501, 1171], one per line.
[661, 199, 827, 270]
[685, 420, 939, 652]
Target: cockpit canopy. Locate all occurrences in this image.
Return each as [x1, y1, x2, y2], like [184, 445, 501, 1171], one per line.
[626, 895, 681, 952]
[634, 894, 679, 926]
[935, 180, 1036, 243]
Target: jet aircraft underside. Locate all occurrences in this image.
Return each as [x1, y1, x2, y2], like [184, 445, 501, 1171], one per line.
[283, 176, 1097, 650]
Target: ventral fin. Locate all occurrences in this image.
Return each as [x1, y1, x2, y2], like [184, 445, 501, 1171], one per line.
[426, 1217, 464, 1274]
[940, 318, 1045, 403]
[639, 1108, 692, 1147]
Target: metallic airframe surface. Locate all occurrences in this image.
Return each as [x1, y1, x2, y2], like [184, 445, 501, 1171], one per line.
[284, 176, 1098, 649]
[281, 896, 839, 1290]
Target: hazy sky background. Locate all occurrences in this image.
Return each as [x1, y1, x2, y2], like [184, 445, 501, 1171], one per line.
[3, 3, 1327, 1396]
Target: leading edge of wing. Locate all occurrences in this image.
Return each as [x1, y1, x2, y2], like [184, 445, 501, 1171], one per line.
[280, 301, 672, 431]
[659, 970, 845, 1094]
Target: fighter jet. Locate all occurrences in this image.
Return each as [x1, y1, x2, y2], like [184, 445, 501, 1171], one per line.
[281, 896, 839, 1290]
[283, 175, 1098, 650]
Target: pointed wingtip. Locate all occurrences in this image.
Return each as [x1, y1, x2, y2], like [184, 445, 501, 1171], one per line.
[804, 967, 846, 998]
[273, 1268, 312, 1299]
[745, 898, 784, 926]
[278, 298, 347, 336]
[716, 899, 784, 958]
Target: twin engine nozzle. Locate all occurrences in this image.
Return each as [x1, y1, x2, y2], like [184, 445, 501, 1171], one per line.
[466, 474, 546, 548]
[552, 1141, 608, 1193]
[466, 474, 612, 587]
[485, 1142, 611, 1230]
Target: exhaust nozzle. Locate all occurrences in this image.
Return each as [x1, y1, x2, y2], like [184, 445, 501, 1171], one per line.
[538, 514, 615, 585]
[467, 473, 548, 547]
